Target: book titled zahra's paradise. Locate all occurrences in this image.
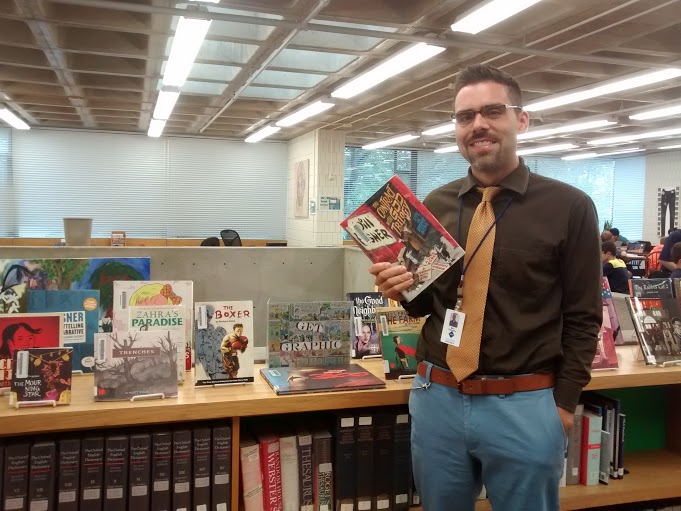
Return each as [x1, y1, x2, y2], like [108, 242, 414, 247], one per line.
[340, 175, 464, 302]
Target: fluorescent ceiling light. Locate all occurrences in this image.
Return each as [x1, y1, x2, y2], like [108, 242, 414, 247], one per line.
[659, 144, 681, 150]
[525, 68, 681, 112]
[148, 119, 166, 138]
[362, 133, 420, 150]
[451, 0, 544, 34]
[189, 0, 220, 3]
[562, 148, 644, 160]
[332, 43, 445, 99]
[434, 144, 459, 153]
[163, 16, 212, 87]
[587, 126, 681, 146]
[517, 119, 615, 141]
[422, 121, 456, 136]
[629, 104, 681, 121]
[276, 99, 335, 128]
[0, 108, 29, 130]
[516, 143, 577, 156]
[245, 124, 281, 143]
[152, 89, 181, 121]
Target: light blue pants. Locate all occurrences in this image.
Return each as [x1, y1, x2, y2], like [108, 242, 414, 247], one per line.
[409, 362, 567, 511]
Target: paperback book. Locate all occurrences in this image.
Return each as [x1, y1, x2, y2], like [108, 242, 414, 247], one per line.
[94, 330, 180, 401]
[267, 301, 352, 368]
[630, 278, 674, 299]
[376, 306, 425, 379]
[347, 292, 388, 359]
[340, 176, 464, 302]
[260, 365, 386, 395]
[628, 297, 681, 365]
[592, 304, 619, 370]
[0, 313, 64, 388]
[194, 301, 255, 385]
[27, 289, 100, 373]
[9, 347, 73, 406]
[602, 278, 625, 346]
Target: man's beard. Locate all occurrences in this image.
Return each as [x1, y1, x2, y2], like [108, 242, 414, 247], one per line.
[470, 150, 503, 173]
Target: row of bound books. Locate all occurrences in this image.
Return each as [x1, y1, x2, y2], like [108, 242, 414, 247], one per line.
[2, 422, 232, 511]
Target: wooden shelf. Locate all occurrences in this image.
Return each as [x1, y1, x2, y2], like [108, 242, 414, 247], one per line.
[1, 347, 681, 436]
[472, 450, 681, 510]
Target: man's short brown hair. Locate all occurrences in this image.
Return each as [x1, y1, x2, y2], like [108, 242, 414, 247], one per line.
[671, 241, 681, 264]
[602, 241, 617, 257]
[453, 64, 523, 107]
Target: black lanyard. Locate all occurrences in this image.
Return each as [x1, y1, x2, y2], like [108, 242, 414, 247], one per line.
[457, 193, 513, 277]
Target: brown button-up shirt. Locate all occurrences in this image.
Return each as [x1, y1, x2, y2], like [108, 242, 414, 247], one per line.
[404, 159, 602, 412]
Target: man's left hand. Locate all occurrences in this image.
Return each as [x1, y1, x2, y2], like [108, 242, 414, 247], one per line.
[557, 407, 574, 433]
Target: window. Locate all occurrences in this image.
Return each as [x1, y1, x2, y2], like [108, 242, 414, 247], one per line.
[0, 128, 12, 237]
[612, 156, 646, 241]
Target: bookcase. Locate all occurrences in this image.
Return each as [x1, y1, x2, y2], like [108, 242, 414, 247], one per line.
[0, 347, 679, 511]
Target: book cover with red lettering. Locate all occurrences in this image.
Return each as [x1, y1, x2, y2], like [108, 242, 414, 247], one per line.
[376, 306, 426, 379]
[260, 365, 385, 396]
[194, 301, 254, 385]
[340, 175, 464, 302]
[255, 431, 283, 511]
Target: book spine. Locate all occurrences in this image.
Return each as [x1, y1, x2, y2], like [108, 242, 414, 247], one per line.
[57, 438, 80, 511]
[128, 434, 151, 511]
[598, 431, 611, 485]
[259, 438, 282, 511]
[333, 416, 355, 511]
[104, 435, 128, 511]
[580, 413, 602, 486]
[173, 430, 193, 511]
[618, 414, 626, 478]
[392, 412, 411, 511]
[565, 404, 583, 485]
[29, 441, 56, 511]
[0, 443, 4, 508]
[372, 414, 393, 511]
[240, 442, 264, 511]
[192, 427, 211, 511]
[152, 432, 173, 511]
[4, 442, 29, 511]
[279, 435, 299, 511]
[211, 426, 231, 511]
[80, 437, 104, 511]
[313, 433, 332, 511]
[356, 415, 374, 511]
[297, 434, 313, 511]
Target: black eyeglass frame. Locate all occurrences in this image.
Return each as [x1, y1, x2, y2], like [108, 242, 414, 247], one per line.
[451, 104, 523, 125]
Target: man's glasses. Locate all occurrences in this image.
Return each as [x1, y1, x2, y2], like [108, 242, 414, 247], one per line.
[451, 104, 522, 126]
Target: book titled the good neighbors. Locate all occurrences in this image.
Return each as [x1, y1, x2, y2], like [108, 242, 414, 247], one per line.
[341, 176, 464, 301]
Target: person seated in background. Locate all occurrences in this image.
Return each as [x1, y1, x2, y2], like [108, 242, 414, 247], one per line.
[660, 229, 681, 272]
[601, 230, 614, 243]
[602, 241, 630, 293]
[609, 227, 629, 245]
[646, 236, 667, 277]
[670, 242, 681, 279]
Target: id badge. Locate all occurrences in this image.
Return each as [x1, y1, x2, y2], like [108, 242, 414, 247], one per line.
[440, 308, 465, 347]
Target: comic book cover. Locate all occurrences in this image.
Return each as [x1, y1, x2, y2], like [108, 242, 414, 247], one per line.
[113, 281, 193, 377]
[592, 305, 619, 371]
[94, 330, 180, 401]
[340, 176, 464, 302]
[266, 301, 352, 368]
[346, 292, 388, 359]
[128, 305, 189, 383]
[27, 290, 100, 373]
[602, 279, 624, 346]
[630, 278, 674, 299]
[0, 258, 150, 329]
[194, 301, 254, 385]
[10, 347, 73, 406]
[260, 365, 385, 395]
[376, 306, 425, 379]
[0, 313, 64, 388]
[628, 297, 681, 365]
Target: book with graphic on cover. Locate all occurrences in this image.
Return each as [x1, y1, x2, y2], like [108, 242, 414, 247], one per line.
[602, 278, 625, 346]
[340, 175, 464, 302]
[376, 306, 425, 379]
[347, 292, 388, 359]
[194, 301, 254, 385]
[627, 296, 681, 365]
[592, 305, 619, 371]
[10, 347, 73, 406]
[260, 365, 386, 396]
[94, 330, 179, 401]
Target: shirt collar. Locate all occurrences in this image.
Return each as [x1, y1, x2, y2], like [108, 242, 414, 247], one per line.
[458, 157, 530, 198]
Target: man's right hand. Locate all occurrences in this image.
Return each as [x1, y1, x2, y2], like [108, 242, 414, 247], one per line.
[369, 262, 414, 302]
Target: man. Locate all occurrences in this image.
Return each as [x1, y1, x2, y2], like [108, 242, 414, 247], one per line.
[609, 227, 629, 244]
[602, 241, 630, 293]
[671, 317, 681, 352]
[601, 230, 614, 243]
[369, 64, 601, 511]
[660, 229, 681, 272]
[393, 335, 410, 372]
[220, 323, 249, 379]
[669, 241, 681, 279]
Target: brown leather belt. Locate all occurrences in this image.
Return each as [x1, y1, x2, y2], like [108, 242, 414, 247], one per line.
[417, 362, 554, 395]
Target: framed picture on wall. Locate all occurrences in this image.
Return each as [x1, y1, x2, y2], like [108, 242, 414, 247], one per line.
[295, 159, 309, 218]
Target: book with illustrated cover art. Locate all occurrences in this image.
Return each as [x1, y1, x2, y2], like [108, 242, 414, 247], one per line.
[267, 301, 352, 369]
[592, 305, 618, 371]
[347, 292, 388, 359]
[10, 347, 73, 406]
[628, 297, 681, 365]
[194, 301, 254, 385]
[93, 330, 180, 401]
[341, 176, 464, 302]
[602, 278, 625, 346]
[376, 306, 425, 379]
[260, 365, 386, 396]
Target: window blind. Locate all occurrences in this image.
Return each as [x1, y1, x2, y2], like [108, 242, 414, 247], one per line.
[612, 156, 646, 242]
[0, 128, 12, 237]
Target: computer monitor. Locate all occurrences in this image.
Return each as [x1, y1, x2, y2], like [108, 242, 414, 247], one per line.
[266, 242, 287, 247]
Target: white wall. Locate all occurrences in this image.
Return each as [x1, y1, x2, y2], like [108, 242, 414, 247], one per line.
[287, 131, 317, 247]
[643, 150, 681, 242]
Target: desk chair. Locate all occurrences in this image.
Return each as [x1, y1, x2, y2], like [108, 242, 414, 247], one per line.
[220, 229, 242, 246]
[200, 236, 221, 246]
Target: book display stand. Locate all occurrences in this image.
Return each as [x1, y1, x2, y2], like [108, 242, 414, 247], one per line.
[14, 399, 57, 410]
[129, 393, 167, 402]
